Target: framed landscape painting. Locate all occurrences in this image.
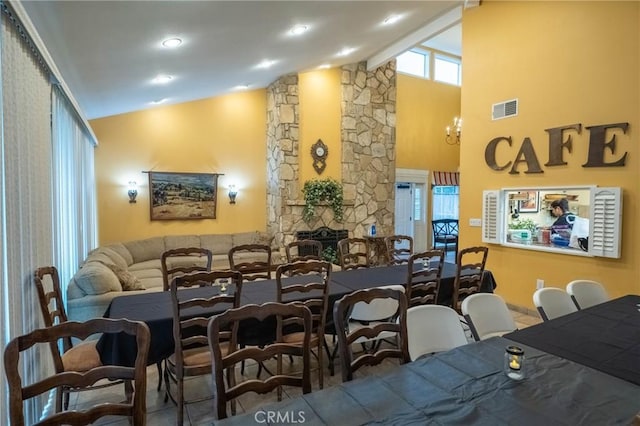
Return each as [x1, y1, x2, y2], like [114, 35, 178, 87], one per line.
[149, 171, 218, 220]
[519, 191, 539, 213]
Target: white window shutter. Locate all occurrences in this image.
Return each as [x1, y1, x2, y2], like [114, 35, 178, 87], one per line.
[482, 190, 501, 243]
[589, 187, 622, 258]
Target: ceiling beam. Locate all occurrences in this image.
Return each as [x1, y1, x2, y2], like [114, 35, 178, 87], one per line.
[366, 5, 463, 71]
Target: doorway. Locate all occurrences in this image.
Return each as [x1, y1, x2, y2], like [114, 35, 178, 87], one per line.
[395, 169, 428, 252]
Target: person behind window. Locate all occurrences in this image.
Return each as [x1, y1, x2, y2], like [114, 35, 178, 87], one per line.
[550, 198, 575, 241]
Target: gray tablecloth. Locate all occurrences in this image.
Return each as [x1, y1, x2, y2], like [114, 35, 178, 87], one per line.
[215, 337, 640, 425]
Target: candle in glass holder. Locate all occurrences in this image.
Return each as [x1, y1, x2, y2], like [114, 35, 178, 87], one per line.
[504, 346, 525, 380]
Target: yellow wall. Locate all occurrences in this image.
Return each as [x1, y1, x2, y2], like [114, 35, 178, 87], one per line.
[461, 1, 639, 306]
[396, 74, 461, 172]
[299, 68, 342, 184]
[90, 89, 268, 244]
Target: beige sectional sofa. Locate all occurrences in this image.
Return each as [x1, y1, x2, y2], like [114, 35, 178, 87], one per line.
[67, 232, 275, 323]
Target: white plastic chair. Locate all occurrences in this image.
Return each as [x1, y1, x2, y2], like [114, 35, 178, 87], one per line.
[566, 280, 608, 309]
[406, 305, 468, 361]
[533, 287, 578, 321]
[461, 293, 517, 341]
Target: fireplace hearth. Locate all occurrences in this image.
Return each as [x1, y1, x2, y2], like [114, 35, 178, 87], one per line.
[295, 226, 348, 256]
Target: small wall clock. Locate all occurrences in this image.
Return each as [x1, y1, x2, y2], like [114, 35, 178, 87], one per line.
[311, 139, 328, 174]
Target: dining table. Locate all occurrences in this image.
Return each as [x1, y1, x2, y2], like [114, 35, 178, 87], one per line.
[504, 294, 640, 386]
[214, 336, 640, 425]
[96, 263, 497, 367]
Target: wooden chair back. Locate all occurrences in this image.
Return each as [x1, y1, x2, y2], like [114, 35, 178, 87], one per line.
[208, 302, 313, 419]
[161, 247, 213, 291]
[337, 237, 370, 270]
[286, 239, 323, 262]
[452, 246, 489, 314]
[34, 266, 127, 411]
[4, 318, 150, 426]
[406, 250, 445, 307]
[228, 244, 272, 281]
[385, 235, 414, 265]
[333, 287, 410, 382]
[276, 260, 331, 389]
[167, 270, 243, 424]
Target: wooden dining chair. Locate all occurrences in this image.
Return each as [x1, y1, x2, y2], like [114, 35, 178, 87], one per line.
[4, 318, 150, 426]
[333, 287, 410, 382]
[276, 260, 331, 390]
[406, 250, 445, 307]
[165, 270, 243, 426]
[228, 244, 272, 281]
[161, 247, 213, 291]
[451, 246, 489, 314]
[208, 302, 313, 419]
[285, 239, 323, 262]
[33, 266, 130, 411]
[337, 237, 370, 270]
[385, 235, 413, 265]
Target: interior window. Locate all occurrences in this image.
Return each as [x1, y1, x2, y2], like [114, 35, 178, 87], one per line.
[433, 185, 459, 220]
[396, 49, 429, 79]
[434, 54, 461, 86]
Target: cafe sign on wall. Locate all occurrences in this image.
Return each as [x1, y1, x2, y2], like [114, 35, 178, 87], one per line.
[484, 122, 629, 174]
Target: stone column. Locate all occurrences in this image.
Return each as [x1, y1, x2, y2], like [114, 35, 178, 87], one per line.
[341, 60, 397, 237]
[266, 74, 299, 250]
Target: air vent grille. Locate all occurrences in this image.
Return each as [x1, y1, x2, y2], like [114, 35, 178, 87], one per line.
[492, 98, 518, 120]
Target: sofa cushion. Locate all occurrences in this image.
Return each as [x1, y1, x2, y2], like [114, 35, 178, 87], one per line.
[105, 243, 134, 266]
[129, 268, 163, 280]
[164, 235, 201, 251]
[67, 279, 86, 300]
[74, 262, 122, 295]
[124, 237, 165, 263]
[88, 247, 128, 270]
[128, 259, 162, 271]
[232, 232, 259, 246]
[200, 234, 233, 255]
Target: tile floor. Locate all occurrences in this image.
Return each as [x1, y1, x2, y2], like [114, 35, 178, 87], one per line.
[65, 308, 541, 425]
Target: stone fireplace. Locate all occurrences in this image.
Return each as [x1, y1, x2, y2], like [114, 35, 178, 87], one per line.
[266, 60, 397, 252]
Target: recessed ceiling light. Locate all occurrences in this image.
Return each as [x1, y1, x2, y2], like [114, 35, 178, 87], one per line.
[151, 98, 168, 104]
[234, 84, 250, 90]
[318, 64, 331, 69]
[383, 15, 402, 25]
[152, 74, 173, 84]
[161, 37, 182, 48]
[336, 47, 356, 57]
[289, 24, 309, 36]
[256, 59, 277, 69]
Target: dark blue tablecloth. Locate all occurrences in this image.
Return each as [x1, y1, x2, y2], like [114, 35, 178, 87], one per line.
[215, 336, 640, 425]
[505, 294, 640, 385]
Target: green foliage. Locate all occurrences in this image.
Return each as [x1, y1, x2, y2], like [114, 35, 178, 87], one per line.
[322, 247, 338, 265]
[302, 178, 344, 222]
[509, 218, 537, 233]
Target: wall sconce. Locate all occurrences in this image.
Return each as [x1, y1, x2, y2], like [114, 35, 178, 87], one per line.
[128, 181, 138, 203]
[445, 117, 462, 145]
[228, 185, 238, 204]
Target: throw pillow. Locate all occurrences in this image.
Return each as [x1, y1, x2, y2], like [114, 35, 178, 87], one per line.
[102, 262, 146, 291]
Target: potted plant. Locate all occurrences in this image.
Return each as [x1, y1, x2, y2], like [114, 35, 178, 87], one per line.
[302, 178, 344, 222]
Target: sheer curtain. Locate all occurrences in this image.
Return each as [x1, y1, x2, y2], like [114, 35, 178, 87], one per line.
[1, 5, 98, 422]
[1, 11, 54, 422]
[52, 86, 97, 302]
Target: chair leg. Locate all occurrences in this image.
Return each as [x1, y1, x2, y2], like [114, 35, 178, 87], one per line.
[124, 380, 134, 403]
[156, 361, 163, 392]
[177, 376, 184, 426]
